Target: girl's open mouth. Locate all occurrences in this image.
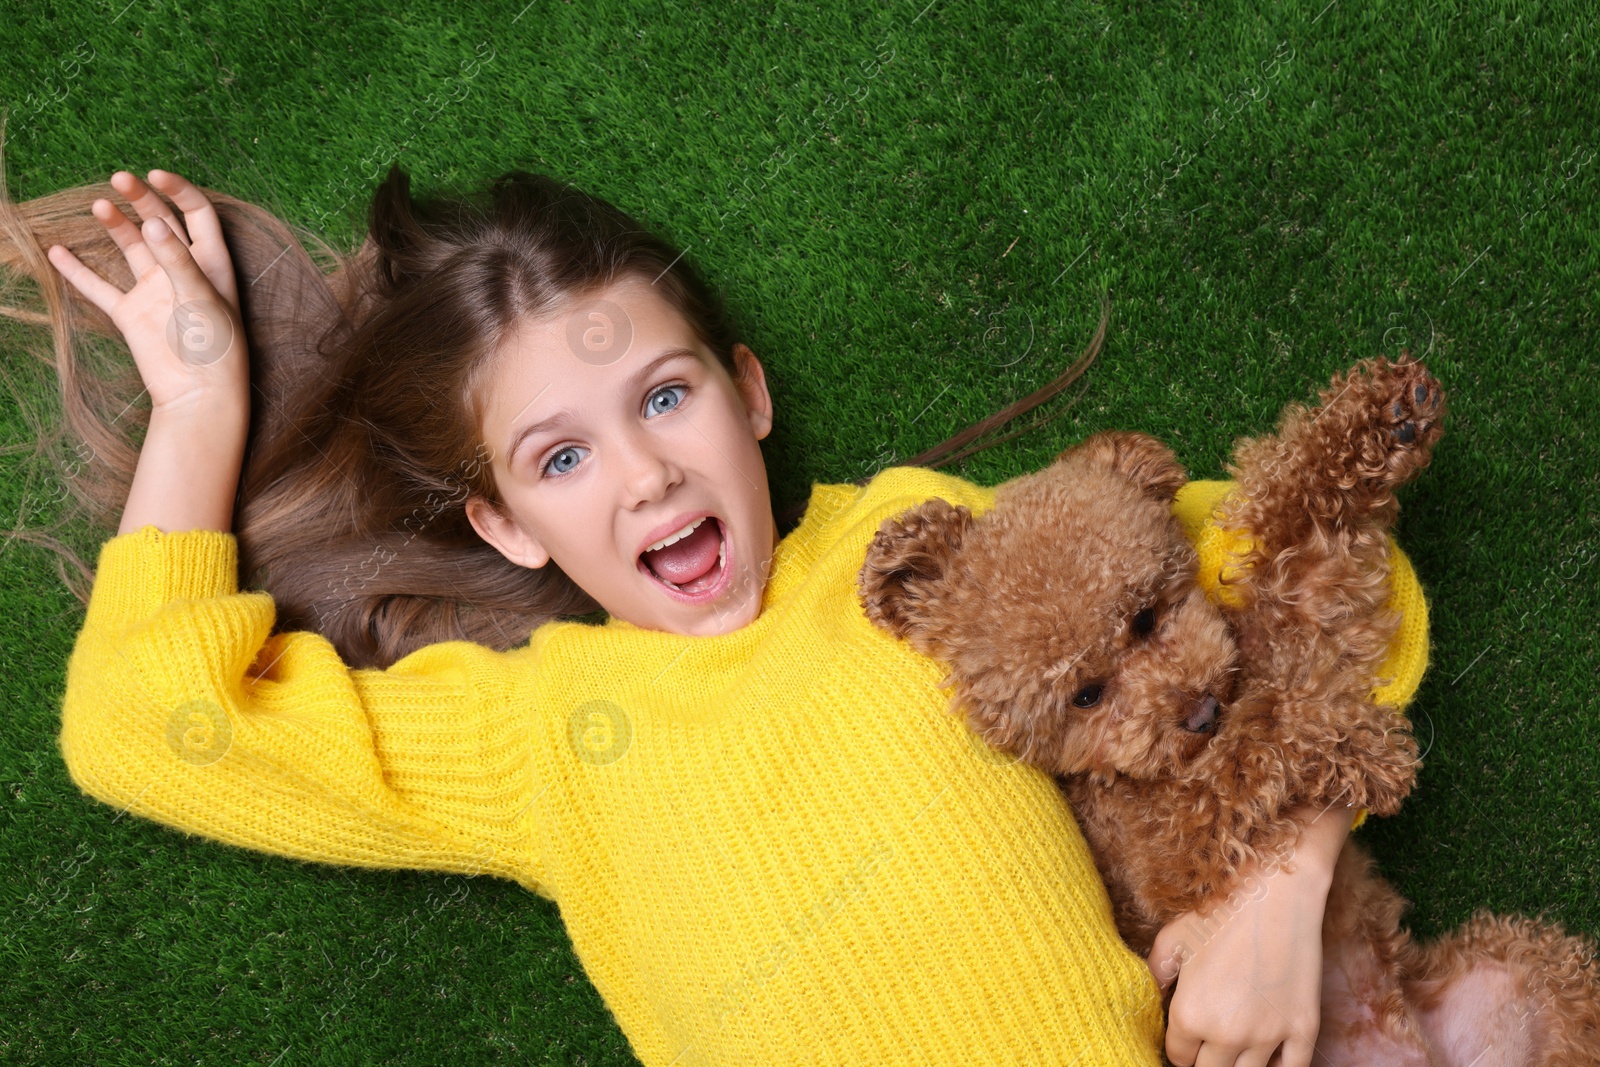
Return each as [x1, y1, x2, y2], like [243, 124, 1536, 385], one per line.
[637, 516, 732, 604]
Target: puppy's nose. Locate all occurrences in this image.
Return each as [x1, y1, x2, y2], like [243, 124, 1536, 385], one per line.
[1183, 693, 1219, 734]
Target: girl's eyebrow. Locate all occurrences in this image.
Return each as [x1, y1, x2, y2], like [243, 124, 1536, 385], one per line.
[507, 346, 701, 460]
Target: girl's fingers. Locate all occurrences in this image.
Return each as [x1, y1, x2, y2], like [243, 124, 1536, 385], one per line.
[141, 217, 217, 304]
[1272, 1037, 1312, 1067]
[1146, 918, 1190, 991]
[110, 170, 193, 247]
[90, 196, 160, 279]
[143, 170, 235, 303]
[144, 171, 222, 249]
[1232, 1045, 1278, 1067]
[45, 243, 125, 317]
[1165, 1024, 1202, 1067]
[1194, 1042, 1247, 1067]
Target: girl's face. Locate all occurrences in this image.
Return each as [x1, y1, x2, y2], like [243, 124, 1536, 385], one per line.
[465, 276, 779, 636]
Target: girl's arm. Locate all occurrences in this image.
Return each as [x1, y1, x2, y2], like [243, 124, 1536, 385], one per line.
[61, 536, 552, 895]
[49, 171, 552, 896]
[1144, 802, 1355, 1067]
[45, 169, 250, 535]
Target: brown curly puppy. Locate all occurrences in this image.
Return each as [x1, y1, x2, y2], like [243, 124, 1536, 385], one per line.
[858, 355, 1600, 1066]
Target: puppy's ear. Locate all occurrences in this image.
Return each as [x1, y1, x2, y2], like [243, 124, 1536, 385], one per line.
[857, 498, 973, 644]
[1057, 430, 1187, 503]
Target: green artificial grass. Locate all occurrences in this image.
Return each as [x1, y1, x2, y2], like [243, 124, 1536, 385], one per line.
[1, 0, 1596, 1063]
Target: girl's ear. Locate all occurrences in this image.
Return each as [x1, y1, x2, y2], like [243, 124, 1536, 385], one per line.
[732, 343, 774, 441]
[465, 494, 551, 569]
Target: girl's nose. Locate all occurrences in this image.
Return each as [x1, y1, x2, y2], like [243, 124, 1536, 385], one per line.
[616, 425, 681, 504]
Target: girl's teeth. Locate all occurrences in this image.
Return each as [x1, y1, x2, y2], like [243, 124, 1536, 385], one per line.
[646, 516, 706, 553]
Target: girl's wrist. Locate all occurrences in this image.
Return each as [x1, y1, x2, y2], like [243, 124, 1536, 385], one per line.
[118, 408, 247, 535]
[148, 384, 250, 427]
[1287, 802, 1356, 881]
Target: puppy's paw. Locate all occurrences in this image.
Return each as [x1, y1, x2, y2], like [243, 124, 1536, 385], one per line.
[1310, 353, 1446, 503]
[1369, 353, 1445, 486]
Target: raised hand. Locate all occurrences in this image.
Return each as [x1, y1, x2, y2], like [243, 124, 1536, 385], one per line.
[45, 169, 249, 420]
[45, 169, 251, 535]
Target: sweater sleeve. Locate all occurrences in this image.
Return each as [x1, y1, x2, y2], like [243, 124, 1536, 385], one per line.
[57, 526, 553, 900]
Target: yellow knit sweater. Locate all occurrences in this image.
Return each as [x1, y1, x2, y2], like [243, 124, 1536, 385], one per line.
[56, 467, 1426, 1065]
[1172, 479, 1430, 712]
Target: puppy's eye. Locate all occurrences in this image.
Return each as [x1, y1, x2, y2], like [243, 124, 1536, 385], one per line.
[1072, 683, 1104, 708]
[1132, 606, 1157, 638]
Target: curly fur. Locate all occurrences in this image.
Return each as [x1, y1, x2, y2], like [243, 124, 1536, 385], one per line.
[858, 354, 1600, 1066]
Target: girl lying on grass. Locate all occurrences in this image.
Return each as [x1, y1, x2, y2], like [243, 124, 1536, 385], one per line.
[4, 147, 1369, 1066]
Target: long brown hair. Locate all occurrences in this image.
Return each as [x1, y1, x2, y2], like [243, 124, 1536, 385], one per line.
[0, 124, 1106, 668]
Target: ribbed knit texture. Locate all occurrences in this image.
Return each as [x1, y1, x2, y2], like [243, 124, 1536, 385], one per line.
[1171, 480, 1430, 710]
[56, 468, 1428, 1064]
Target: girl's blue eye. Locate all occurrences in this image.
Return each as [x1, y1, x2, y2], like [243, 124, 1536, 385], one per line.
[646, 383, 686, 416]
[543, 446, 583, 477]
[539, 383, 688, 478]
